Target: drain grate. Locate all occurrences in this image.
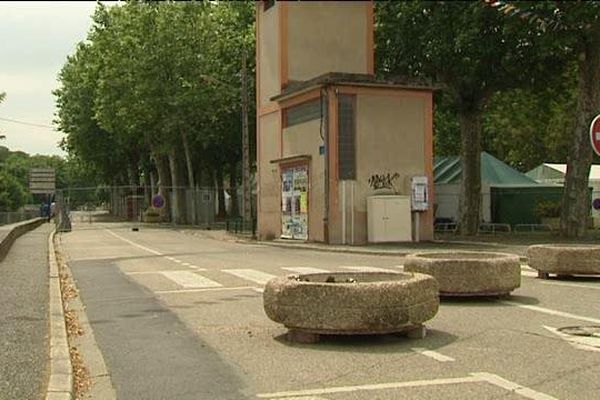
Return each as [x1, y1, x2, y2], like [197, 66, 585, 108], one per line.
[558, 326, 600, 338]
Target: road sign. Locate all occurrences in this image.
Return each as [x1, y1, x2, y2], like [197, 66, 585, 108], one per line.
[29, 168, 55, 194]
[590, 115, 600, 156]
[152, 194, 165, 209]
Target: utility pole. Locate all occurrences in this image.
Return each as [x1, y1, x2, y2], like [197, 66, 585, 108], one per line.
[241, 50, 252, 224]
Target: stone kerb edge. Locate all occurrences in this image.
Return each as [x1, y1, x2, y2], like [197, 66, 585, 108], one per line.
[45, 229, 73, 400]
[0, 218, 45, 262]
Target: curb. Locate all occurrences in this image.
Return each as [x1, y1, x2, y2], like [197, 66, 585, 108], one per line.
[248, 240, 529, 262]
[253, 241, 410, 257]
[46, 229, 73, 400]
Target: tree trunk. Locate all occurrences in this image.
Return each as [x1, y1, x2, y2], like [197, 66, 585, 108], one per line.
[216, 166, 227, 219]
[154, 153, 171, 220]
[560, 35, 600, 237]
[457, 107, 483, 235]
[181, 133, 196, 224]
[182, 133, 195, 188]
[168, 148, 186, 224]
[229, 162, 239, 217]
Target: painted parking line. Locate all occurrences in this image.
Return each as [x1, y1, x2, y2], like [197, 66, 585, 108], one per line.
[339, 266, 397, 273]
[540, 281, 600, 291]
[105, 229, 163, 255]
[472, 372, 558, 400]
[411, 347, 455, 362]
[155, 286, 259, 295]
[223, 269, 277, 285]
[282, 267, 330, 274]
[256, 373, 557, 399]
[159, 270, 222, 289]
[502, 301, 600, 324]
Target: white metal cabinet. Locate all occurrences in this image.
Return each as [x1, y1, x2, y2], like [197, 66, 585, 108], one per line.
[367, 195, 412, 242]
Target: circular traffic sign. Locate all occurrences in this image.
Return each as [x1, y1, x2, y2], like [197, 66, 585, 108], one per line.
[590, 114, 600, 156]
[152, 194, 165, 209]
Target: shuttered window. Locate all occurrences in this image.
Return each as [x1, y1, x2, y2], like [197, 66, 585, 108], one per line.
[338, 94, 356, 180]
[283, 99, 321, 128]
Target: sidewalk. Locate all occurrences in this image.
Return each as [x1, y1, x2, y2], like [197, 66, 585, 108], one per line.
[0, 223, 53, 400]
[178, 227, 529, 259]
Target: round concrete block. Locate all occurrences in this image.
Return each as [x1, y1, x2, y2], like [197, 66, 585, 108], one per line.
[263, 272, 439, 335]
[404, 251, 521, 296]
[527, 244, 600, 277]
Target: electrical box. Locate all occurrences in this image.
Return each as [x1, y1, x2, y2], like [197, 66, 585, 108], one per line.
[367, 195, 412, 242]
[411, 176, 429, 212]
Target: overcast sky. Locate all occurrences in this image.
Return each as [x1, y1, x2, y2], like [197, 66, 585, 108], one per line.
[0, 1, 103, 156]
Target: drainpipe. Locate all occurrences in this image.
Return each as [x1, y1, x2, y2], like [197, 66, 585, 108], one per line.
[321, 87, 329, 243]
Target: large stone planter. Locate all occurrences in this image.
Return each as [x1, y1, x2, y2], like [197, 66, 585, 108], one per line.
[527, 244, 600, 279]
[263, 272, 439, 343]
[404, 252, 520, 297]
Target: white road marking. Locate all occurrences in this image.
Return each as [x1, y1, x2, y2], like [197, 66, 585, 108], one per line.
[105, 229, 163, 255]
[411, 348, 455, 362]
[155, 286, 258, 294]
[166, 256, 176, 261]
[472, 372, 558, 400]
[257, 373, 557, 399]
[502, 301, 600, 324]
[521, 270, 539, 278]
[540, 281, 600, 291]
[182, 262, 191, 266]
[256, 376, 481, 398]
[253, 288, 264, 294]
[126, 270, 192, 275]
[172, 259, 183, 264]
[282, 267, 330, 274]
[223, 269, 277, 285]
[339, 266, 397, 273]
[542, 326, 600, 353]
[159, 271, 222, 289]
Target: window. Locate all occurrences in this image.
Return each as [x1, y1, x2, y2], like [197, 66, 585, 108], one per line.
[283, 99, 321, 128]
[338, 94, 356, 180]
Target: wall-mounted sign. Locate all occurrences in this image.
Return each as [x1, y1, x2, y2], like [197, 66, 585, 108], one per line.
[411, 176, 429, 212]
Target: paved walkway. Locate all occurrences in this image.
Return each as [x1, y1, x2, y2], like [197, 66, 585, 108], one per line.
[0, 223, 52, 400]
[179, 228, 530, 258]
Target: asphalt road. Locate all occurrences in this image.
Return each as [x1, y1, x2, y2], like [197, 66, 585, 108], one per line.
[0, 223, 52, 400]
[61, 220, 600, 400]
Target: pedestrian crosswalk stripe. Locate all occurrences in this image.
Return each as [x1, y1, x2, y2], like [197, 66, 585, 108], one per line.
[160, 271, 222, 288]
[222, 269, 277, 285]
[282, 267, 330, 274]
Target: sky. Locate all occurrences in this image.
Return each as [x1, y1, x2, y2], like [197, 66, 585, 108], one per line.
[0, 1, 102, 157]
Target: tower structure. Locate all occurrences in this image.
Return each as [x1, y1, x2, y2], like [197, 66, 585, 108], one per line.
[256, 1, 434, 244]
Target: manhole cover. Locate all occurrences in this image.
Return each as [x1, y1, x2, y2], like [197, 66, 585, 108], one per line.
[558, 326, 600, 338]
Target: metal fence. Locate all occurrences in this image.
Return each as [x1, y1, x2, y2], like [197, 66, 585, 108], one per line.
[54, 185, 255, 232]
[0, 210, 40, 226]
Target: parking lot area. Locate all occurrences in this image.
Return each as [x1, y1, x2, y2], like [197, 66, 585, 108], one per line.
[60, 222, 600, 400]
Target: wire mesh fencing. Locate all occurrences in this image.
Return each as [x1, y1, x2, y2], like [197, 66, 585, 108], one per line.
[54, 186, 255, 232]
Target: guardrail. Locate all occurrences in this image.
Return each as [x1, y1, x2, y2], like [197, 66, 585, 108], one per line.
[0, 218, 46, 262]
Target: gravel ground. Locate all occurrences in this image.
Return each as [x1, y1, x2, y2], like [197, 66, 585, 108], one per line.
[0, 223, 52, 400]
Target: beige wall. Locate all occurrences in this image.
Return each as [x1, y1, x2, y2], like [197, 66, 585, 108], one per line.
[350, 93, 430, 243]
[257, 5, 280, 107]
[257, 112, 281, 240]
[282, 119, 325, 242]
[287, 2, 369, 82]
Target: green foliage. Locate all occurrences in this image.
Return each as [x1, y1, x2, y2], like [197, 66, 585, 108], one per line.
[534, 200, 562, 219]
[0, 170, 29, 211]
[54, 1, 256, 190]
